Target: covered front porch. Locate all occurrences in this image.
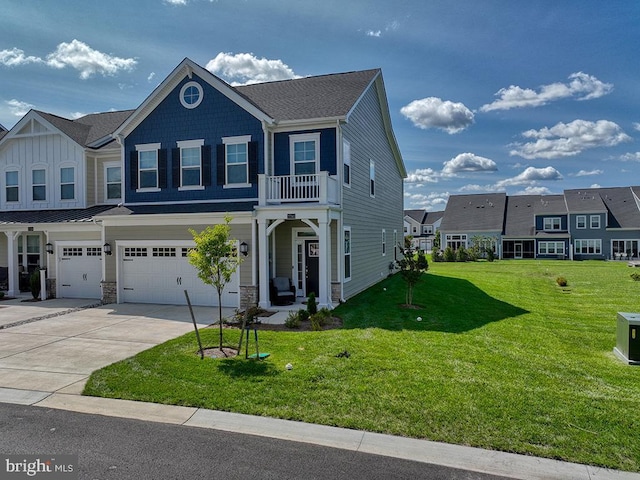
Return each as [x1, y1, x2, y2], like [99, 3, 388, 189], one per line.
[255, 205, 341, 310]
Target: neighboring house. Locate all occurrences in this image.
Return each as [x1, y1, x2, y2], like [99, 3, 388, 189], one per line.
[0, 123, 7, 141]
[0, 109, 133, 297]
[403, 209, 443, 251]
[438, 193, 506, 255]
[0, 58, 406, 310]
[440, 187, 640, 260]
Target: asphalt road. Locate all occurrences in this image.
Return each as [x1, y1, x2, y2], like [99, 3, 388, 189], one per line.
[0, 402, 512, 480]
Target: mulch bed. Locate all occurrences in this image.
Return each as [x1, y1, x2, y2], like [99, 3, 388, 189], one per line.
[220, 316, 343, 332]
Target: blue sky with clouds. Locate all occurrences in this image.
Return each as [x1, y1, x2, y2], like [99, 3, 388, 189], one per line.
[1, 1, 639, 210]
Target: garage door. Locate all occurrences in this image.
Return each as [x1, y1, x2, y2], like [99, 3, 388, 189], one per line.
[120, 246, 239, 307]
[58, 246, 103, 299]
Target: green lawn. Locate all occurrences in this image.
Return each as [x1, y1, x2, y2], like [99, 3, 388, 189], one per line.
[84, 260, 640, 471]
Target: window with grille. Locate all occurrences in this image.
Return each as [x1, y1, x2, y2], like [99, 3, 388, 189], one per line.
[63, 247, 83, 256]
[124, 247, 147, 257]
[87, 247, 102, 256]
[152, 247, 176, 257]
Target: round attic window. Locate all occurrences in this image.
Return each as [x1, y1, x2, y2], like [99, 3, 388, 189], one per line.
[179, 81, 203, 109]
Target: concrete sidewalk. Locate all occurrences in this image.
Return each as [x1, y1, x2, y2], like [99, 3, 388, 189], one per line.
[0, 299, 638, 480]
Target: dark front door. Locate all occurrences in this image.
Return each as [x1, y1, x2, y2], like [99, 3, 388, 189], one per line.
[305, 240, 319, 297]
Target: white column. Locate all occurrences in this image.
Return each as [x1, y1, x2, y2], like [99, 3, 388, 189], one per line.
[5, 231, 19, 297]
[257, 217, 270, 308]
[318, 218, 329, 308]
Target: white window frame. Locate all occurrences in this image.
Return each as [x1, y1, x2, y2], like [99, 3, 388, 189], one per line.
[60, 166, 75, 201]
[446, 234, 467, 250]
[576, 215, 586, 229]
[343, 139, 351, 187]
[31, 167, 46, 203]
[344, 226, 351, 282]
[179, 81, 204, 109]
[5, 169, 19, 203]
[590, 215, 601, 229]
[543, 217, 562, 231]
[136, 143, 161, 192]
[177, 139, 204, 190]
[104, 161, 121, 203]
[382, 229, 386, 256]
[538, 241, 565, 255]
[290, 133, 320, 176]
[223, 135, 251, 188]
[369, 159, 375, 197]
[575, 239, 602, 255]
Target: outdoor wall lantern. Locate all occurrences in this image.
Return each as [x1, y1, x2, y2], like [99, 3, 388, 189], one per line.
[45, 242, 54, 255]
[103, 242, 112, 255]
[239, 241, 249, 256]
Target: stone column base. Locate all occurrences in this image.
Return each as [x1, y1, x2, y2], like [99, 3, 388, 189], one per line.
[331, 282, 341, 304]
[101, 281, 117, 304]
[240, 285, 258, 310]
[46, 278, 56, 299]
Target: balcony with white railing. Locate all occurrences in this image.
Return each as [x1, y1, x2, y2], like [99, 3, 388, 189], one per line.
[258, 171, 339, 206]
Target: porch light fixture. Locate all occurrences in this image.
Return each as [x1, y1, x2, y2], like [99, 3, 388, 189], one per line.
[103, 242, 112, 256]
[239, 241, 249, 256]
[45, 242, 54, 255]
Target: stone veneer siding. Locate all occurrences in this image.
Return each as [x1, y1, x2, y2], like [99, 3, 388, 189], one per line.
[331, 282, 341, 304]
[101, 281, 117, 304]
[241, 285, 258, 310]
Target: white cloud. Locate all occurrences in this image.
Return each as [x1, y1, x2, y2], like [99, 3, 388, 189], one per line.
[509, 119, 631, 159]
[6, 99, 34, 117]
[0, 48, 42, 67]
[514, 186, 553, 195]
[573, 169, 603, 177]
[405, 168, 440, 183]
[206, 52, 300, 85]
[404, 191, 450, 209]
[400, 97, 474, 134]
[366, 30, 382, 37]
[147, 72, 156, 82]
[633, 122, 640, 132]
[620, 152, 640, 162]
[165, 0, 187, 4]
[0, 41, 136, 79]
[590, 184, 602, 188]
[496, 166, 563, 187]
[458, 184, 497, 193]
[442, 153, 497, 175]
[480, 72, 613, 112]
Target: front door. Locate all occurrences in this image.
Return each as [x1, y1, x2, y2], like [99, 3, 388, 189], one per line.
[304, 240, 319, 297]
[514, 242, 523, 259]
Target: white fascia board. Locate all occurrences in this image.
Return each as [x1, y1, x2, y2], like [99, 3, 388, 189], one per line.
[0, 222, 102, 233]
[271, 117, 346, 132]
[99, 211, 254, 227]
[115, 58, 274, 139]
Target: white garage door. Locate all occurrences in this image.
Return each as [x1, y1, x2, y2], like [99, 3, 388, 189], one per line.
[58, 246, 103, 299]
[119, 246, 239, 307]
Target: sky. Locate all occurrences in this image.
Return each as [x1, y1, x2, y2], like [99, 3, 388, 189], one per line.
[1, 1, 639, 211]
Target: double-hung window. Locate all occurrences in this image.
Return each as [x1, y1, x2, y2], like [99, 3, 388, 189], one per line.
[382, 229, 386, 256]
[543, 217, 561, 231]
[105, 162, 121, 201]
[178, 139, 203, 189]
[344, 227, 351, 282]
[343, 139, 351, 186]
[60, 167, 75, 200]
[136, 144, 160, 190]
[223, 135, 250, 186]
[590, 215, 601, 229]
[576, 215, 586, 229]
[5, 171, 19, 202]
[32, 169, 46, 201]
[290, 133, 319, 176]
[370, 160, 375, 197]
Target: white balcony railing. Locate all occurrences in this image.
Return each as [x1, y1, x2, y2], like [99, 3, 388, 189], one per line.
[258, 172, 339, 206]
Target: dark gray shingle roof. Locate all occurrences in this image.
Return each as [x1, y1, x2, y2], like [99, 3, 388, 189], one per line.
[404, 209, 426, 223]
[503, 195, 538, 237]
[564, 188, 607, 213]
[597, 186, 640, 229]
[235, 69, 379, 121]
[533, 195, 567, 215]
[0, 205, 116, 225]
[440, 193, 506, 232]
[424, 211, 444, 224]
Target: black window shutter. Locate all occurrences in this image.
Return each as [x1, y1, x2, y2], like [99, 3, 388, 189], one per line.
[172, 148, 180, 187]
[129, 150, 138, 190]
[248, 141, 258, 183]
[216, 144, 225, 186]
[202, 145, 211, 186]
[158, 149, 167, 189]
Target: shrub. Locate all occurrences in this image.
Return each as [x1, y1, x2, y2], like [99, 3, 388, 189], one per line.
[0, 291, 4, 299]
[443, 246, 455, 262]
[298, 309, 310, 322]
[456, 246, 468, 262]
[285, 311, 301, 329]
[30, 270, 41, 299]
[486, 249, 496, 262]
[631, 272, 640, 282]
[556, 276, 568, 287]
[431, 249, 443, 262]
[310, 308, 332, 331]
[307, 292, 318, 315]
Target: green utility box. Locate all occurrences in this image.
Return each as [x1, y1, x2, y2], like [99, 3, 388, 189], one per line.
[614, 312, 640, 365]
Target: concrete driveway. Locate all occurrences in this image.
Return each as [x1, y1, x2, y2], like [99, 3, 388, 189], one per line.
[0, 298, 233, 402]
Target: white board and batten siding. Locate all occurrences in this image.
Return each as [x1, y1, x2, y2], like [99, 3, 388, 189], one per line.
[117, 241, 239, 307]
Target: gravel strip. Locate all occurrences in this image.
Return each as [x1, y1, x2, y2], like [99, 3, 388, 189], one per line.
[0, 302, 104, 330]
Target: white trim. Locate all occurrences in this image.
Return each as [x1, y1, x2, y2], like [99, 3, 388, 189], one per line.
[343, 226, 351, 283]
[382, 228, 386, 256]
[576, 215, 586, 229]
[369, 159, 375, 197]
[135, 143, 161, 151]
[292, 227, 318, 298]
[30, 167, 47, 203]
[179, 81, 204, 109]
[103, 161, 122, 204]
[178, 139, 204, 188]
[223, 135, 251, 186]
[136, 144, 160, 190]
[590, 215, 601, 229]
[342, 139, 351, 187]
[59, 165, 76, 201]
[223, 135, 252, 145]
[176, 139, 204, 149]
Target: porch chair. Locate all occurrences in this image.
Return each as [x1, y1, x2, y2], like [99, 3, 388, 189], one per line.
[270, 277, 296, 305]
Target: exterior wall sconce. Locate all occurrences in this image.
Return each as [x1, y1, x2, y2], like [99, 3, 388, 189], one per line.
[239, 241, 249, 256]
[103, 242, 112, 255]
[45, 242, 54, 255]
